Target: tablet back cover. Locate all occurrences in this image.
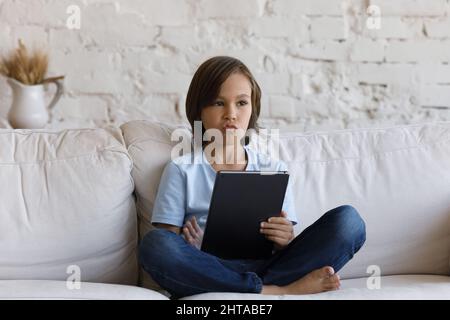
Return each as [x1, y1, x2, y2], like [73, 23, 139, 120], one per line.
[201, 171, 289, 260]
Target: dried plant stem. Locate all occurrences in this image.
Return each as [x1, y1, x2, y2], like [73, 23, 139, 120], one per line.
[0, 39, 63, 86]
[41, 75, 65, 84]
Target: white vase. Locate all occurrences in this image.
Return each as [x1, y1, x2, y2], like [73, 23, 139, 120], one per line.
[6, 77, 63, 129]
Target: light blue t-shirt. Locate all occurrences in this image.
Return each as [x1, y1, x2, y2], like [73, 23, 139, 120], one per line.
[151, 145, 298, 231]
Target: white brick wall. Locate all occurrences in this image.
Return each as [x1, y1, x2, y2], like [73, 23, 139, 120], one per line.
[370, 0, 449, 16]
[0, 0, 449, 132]
[310, 17, 348, 41]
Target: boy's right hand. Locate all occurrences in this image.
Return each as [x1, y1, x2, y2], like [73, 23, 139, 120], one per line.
[183, 216, 204, 250]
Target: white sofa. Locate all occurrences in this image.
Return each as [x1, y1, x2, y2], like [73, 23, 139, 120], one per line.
[0, 119, 449, 299]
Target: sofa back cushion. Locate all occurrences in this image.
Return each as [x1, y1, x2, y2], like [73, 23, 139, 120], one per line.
[120, 120, 185, 291]
[274, 122, 450, 279]
[0, 127, 138, 285]
[121, 120, 450, 280]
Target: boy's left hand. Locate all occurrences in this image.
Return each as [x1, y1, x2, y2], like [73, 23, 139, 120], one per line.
[183, 216, 204, 250]
[260, 211, 294, 250]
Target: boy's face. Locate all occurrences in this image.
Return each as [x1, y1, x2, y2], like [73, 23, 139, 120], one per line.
[201, 72, 252, 146]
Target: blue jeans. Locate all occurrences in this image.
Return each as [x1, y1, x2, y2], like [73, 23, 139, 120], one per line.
[139, 205, 366, 298]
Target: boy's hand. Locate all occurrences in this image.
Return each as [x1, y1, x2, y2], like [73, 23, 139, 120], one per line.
[183, 216, 204, 250]
[260, 211, 294, 250]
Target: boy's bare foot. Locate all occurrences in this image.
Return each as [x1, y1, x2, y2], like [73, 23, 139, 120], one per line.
[261, 266, 340, 295]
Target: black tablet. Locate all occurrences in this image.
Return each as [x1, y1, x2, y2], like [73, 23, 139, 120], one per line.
[201, 170, 289, 260]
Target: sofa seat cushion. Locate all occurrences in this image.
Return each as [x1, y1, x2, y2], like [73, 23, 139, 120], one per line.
[0, 280, 168, 300]
[181, 275, 450, 300]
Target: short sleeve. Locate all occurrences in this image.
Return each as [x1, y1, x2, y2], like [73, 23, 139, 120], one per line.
[151, 161, 186, 227]
[279, 161, 298, 226]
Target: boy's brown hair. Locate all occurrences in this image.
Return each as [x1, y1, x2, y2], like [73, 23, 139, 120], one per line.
[185, 56, 261, 141]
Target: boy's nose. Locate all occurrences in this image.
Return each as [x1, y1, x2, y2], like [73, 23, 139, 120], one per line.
[225, 113, 236, 121]
[224, 106, 237, 120]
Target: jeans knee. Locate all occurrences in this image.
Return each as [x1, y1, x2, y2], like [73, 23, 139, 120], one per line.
[328, 205, 366, 246]
[138, 228, 180, 268]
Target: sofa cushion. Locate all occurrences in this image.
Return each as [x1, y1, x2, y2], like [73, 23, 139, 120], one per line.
[275, 122, 450, 279]
[181, 275, 450, 300]
[120, 120, 185, 292]
[0, 280, 168, 300]
[0, 127, 138, 285]
[121, 120, 450, 282]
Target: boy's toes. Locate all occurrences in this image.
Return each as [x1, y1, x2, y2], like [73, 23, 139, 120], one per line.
[323, 274, 340, 288]
[324, 266, 335, 276]
[324, 278, 340, 290]
[326, 274, 340, 283]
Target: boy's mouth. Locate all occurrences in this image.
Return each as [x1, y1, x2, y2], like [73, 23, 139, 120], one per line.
[223, 124, 238, 130]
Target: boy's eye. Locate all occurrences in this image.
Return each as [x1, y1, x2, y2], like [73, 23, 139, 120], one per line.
[212, 100, 248, 107]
